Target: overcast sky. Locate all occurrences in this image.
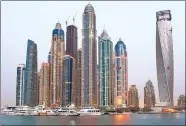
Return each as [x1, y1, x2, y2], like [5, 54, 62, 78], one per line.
[1, 1, 185, 107]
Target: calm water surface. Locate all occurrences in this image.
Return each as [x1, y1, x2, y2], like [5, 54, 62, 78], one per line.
[0, 113, 185, 125]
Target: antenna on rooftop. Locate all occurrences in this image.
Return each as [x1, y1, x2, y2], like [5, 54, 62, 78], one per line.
[73, 12, 77, 25]
[65, 16, 70, 27]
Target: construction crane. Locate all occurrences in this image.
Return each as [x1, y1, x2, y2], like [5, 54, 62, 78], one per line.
[65, 16, 70, 27]
[73, 12, 77, 25]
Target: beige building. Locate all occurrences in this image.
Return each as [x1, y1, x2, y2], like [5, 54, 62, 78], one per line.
[128, 85, 139, 108]
[39, 63, 50, 107]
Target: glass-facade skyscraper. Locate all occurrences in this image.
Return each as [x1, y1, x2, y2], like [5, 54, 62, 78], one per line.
[50, 22, 65, 106]
[156, 10, 174, 106]
[24, 39, 38, 107]
[113, 38, 128, 106]
[61, 55, 76, 106]
[98, 30, 113, 106]
[81, 4, 97, 107]
[16, 64, 26, 106]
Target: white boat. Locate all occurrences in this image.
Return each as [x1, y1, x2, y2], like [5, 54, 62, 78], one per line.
[78, 107, 101, 116]
[15, 110, 29, 116]
[2, 109, 16, 115]
[58, 108, 80, 116]
[29, 109, 39, 116]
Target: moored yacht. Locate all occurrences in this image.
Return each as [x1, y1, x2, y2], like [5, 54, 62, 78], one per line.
[57, 107, 80, 116]
[2, 109, 15, 115]
[78, 107, 101, 116]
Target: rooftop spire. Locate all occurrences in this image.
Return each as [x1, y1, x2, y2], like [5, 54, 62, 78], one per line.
[119, 38, 121, 41]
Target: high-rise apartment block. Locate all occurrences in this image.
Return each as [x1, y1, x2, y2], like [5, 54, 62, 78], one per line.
[81, 4, 97, 107]
[113, 39, 128, 107]
[16, 64, 26, 106]
[98, 30, 113, 106]
[156, 10, 174, 106]
[144, 80, 156, 108]
[128, 85, 139, 108]
[24, 39, 38, 107]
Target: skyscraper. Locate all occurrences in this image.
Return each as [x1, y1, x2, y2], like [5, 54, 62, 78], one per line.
[98, 30, 113, 106]
[39, 63, 50, 107]
[177, 95, 185, 107]
[113, 38, 128, 106]
[76, 49, 82, 107]
[48, 51, 51, 63]
[61, 55, 76, 106]
[66, 25, 78, 60]
[50, 22, 65, 106]
[24, 39, 38, 107]
[144, 80, 156, 108]
[128, 85, 139, 108]
[16, 64, 25, 106]
[81, 3, 97, 107]
[156, 10, 174, 106]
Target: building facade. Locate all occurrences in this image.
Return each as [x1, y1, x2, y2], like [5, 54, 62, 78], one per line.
[98, 30, 113, 106]
[61, 55, 76, 106]
[39, 63, 50, 107]
[128, 85, 139, 108]
[144, 80, 156, 108]
[81, 4, 97, 107]
[156, 10, 174, 106]
[16, 64, 26, 106]
[177, 95, 185, 107]
[24, 39, 38, 107]
[66, 25, 78, 60]
[113, 38, 128, 106]
[50, 22, 65, 106]
[76, 49, 82, 107]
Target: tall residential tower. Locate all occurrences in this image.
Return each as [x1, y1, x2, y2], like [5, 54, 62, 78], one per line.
[16, 64, 26, 106]
[81, 4, 97, 107]
[156, 10, 174, 106]
[113, 39, 128, 107]
[98, 30, 113, 106]
[50, 22, 65, 106]
[24, 39, 38, 107]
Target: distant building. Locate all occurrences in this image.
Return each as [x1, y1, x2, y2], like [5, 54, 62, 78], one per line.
[66, 25, 78, 60]
[98, 29, 113, 106]
[97, 65, 100, 106]
[48, 51, 51, 63]
[39, 63, 50, 107]
[61, 55, 76, 106]
[177, 95, 185, 107]
[113, 38, 128, 106]
[24, 39, 38, 107]
[81, 3, 97, 107]
[16, 64, 26, 106]
[128, 85, 139, 108]
[50, 22, 65, 106]
[76, 49, 82, 107]
[156, 10, 174, 106]
[144, 80, 156, 108]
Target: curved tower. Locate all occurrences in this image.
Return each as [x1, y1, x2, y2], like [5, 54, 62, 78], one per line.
[156, 10, 174, 106]
[81, 4, 97, 107]
[50, 22, 65, 106]
[98, 30, 113, 106]
[113, 38, 128, 106]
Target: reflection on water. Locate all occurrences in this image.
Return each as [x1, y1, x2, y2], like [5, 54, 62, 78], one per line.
[113, 115, 129, 125]
[175, 113, 180, 119]
[69, 120, 76, 125]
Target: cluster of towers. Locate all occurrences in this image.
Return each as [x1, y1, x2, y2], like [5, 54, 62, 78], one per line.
[16, 4, 174, 108]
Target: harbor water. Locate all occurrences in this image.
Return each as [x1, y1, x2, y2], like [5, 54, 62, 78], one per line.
[0, 113, 185, 125]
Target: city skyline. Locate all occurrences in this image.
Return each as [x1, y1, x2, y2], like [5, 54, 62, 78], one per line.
[1, 1, 185, 107]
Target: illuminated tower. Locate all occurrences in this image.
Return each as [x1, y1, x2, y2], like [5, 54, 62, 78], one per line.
[39, 63, 50, 107]
[16, 64, 25, 106]
[113, 38, 128, 107]
[98, 30, 113, 106]
[61, 55, 76, 106]
[156, 10, 174, 106]
[50, 22, 65, 106]
[81, 3, 97, 107]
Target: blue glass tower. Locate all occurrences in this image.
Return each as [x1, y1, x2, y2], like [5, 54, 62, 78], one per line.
[24, 39, 38, 107]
